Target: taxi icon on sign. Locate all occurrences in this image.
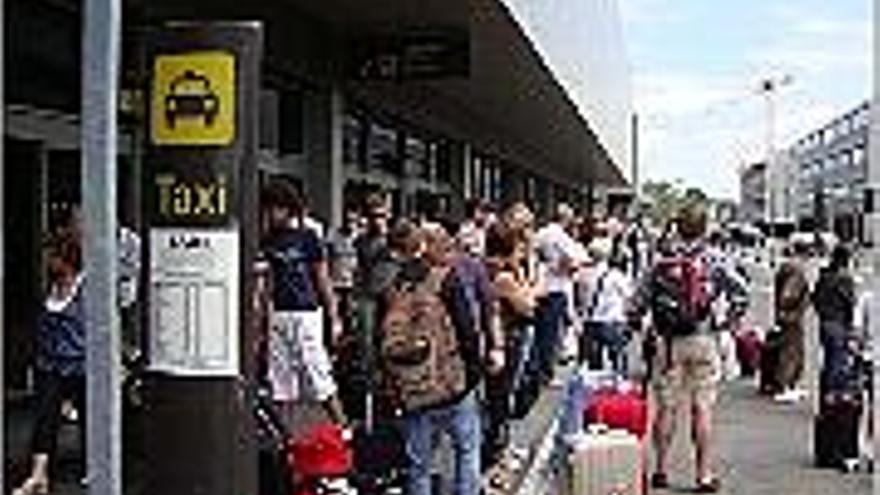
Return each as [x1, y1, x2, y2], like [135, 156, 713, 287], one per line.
[164, 70, 220, 129]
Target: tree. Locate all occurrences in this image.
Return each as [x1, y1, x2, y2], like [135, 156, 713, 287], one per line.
[684, 187, 709, 204]
[640, 180, 709, 227]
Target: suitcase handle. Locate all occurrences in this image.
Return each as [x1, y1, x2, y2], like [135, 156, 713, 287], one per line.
[587, 423, 610, 435]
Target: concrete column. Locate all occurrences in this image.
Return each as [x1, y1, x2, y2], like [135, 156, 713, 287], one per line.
[501, 165, 525, 207]
[400, 134, 418, 218]
[535, 178, 551, 221]
[447, 141, 469, 219]
[305, 86, 345, 229]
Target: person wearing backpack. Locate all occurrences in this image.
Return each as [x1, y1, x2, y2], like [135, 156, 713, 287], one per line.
[581, 237, 634, 374]
[628, 203, 748, 494]
[380, 225, 482, 495]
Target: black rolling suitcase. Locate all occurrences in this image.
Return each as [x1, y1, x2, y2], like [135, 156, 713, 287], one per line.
[759, 330, 783, 395]
[814, 390, 862, 469]
[815, 340, 864, 470]
[352, 420, 407, 494]
[350, 298, 407, 494]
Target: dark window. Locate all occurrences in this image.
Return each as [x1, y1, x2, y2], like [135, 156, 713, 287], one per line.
[7, 1, 81, 112]
[343, 113, 366, 168]
[368, 122, 401, 175]
[434, 142, 452, 184]
[405, 135, 430, 180]
[279, 89, 304, 155]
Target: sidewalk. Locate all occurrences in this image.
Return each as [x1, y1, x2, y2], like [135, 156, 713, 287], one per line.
[529, 375, 872, 495]
[4, 399, 83, 495]
[653, 378, 871, 495]
[524, 254, 873, 495]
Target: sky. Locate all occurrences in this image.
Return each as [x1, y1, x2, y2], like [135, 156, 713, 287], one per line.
[619, 0, 872, 200]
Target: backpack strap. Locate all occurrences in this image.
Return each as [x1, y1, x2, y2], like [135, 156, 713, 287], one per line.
[587, 268, 611, 320]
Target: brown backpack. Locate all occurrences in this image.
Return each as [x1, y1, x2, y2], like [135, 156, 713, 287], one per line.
[380, 266, 467, 412]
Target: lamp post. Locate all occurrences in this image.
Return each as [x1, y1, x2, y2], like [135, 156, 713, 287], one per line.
[757, 74, 793, 267]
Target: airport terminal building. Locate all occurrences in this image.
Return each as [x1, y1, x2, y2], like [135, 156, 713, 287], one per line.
[5, 0, 631, 388]
[4, 0, 631, 492]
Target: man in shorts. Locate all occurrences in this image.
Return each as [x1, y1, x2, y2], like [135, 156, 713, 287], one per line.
[259, 179, 347, 428]
[629, 203, 747, 493]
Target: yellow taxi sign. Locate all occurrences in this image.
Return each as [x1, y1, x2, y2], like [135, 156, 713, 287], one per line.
[151, 51, 235, 146]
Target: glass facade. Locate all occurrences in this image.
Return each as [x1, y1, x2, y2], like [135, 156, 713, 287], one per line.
[788, 101, 871, 241]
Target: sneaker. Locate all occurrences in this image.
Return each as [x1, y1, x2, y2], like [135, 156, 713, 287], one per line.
[842, 458, 860, 473]
[650, 472, 669, 489]
[694, 477, 721, 493]
[773, 389, 800, 403]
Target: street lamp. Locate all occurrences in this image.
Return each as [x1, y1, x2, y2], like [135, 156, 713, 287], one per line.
[756, 74, 793, 267]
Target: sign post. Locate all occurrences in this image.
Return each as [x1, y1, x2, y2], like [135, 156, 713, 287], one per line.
[82, 1, 123, 494]
[140, 22, 262, 495]
[868, 2, 879, 481]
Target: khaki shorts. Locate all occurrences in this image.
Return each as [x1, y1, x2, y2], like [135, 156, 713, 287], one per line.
[652, 333, 721, 410]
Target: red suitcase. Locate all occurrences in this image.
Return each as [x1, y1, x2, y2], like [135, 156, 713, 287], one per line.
[289, 423, 353, 480]
[734, 328, 762, 377]
[585, 386, 649, 440]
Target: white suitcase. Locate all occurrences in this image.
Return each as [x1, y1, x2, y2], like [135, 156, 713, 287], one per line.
[566, 426, 644, 495]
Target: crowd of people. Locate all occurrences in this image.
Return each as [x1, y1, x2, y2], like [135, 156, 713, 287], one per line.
[10, 175, 874, 495]
[254, 176, 762, 494]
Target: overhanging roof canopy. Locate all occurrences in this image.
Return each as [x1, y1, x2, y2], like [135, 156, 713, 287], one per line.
[132, 0, 626, 186]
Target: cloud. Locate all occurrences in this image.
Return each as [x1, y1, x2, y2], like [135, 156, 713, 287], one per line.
[627, 1, 870, 200]
[619, 0, 685, 27]
[748, 8, 871, 77]
[634, 71, 753, 119]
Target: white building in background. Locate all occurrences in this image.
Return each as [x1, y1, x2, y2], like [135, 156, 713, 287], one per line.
[770, 149, 800, 224]
[739, 162, 767, 225]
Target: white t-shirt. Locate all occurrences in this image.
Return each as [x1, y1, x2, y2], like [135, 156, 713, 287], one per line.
[457, 220, 486, 257]
[118, 227, 141, 309]
[582, 263, 632, 324]
[291, 216, 325, 240]
[534, 222, 586, 294]
[855, 290, 872, 353]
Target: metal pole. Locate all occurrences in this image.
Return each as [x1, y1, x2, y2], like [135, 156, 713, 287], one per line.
[764, 84, 776, 266]
[760, 77, 790, 268]
[632, 112, 639, 202]
[81, 0, 122, 494]
[0, 0, 5, 488]
[868, 1, 879, 485]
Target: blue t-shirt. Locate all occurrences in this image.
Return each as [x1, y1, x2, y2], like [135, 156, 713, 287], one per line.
[37, 276, 87, 376]
[264, 227, 324, 311]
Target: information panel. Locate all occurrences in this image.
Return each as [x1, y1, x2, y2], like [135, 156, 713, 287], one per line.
[149, 228, 239, 376]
